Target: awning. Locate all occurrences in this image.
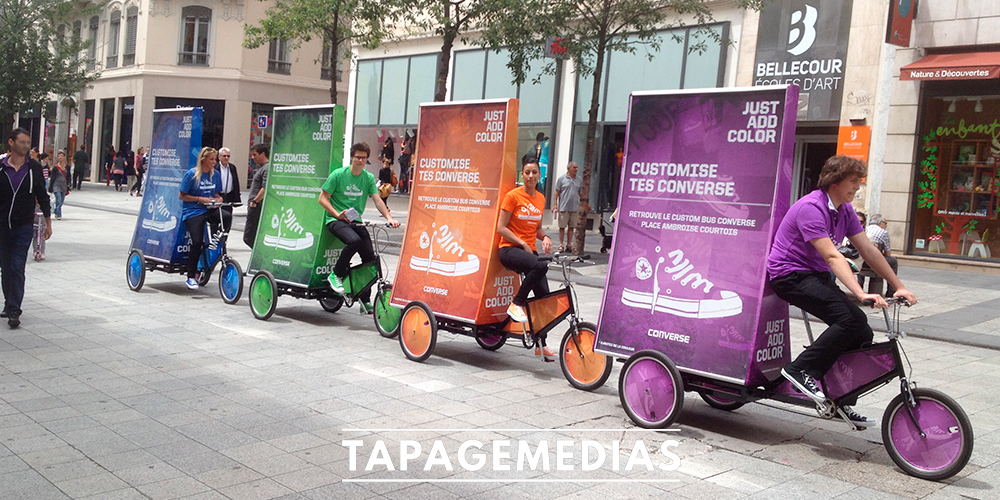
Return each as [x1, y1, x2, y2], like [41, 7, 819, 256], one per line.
[900, 52, 1000, 81]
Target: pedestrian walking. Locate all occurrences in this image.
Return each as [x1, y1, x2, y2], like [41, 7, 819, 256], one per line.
[552, 161, 582, 254]
[37, 153, 50, 190]
[398, 133, 414, 194]
[0, 128, 53, 328]
[49, 151, 70, 220]
[214, 147, 242, 230]
[125, 149, 136, 191]
[112, 151, 126, 191]
[72, 143, 89, 189]
[377, 159, 393, 211]
[131, 147, 145, 196]
[244, 144, 269, 248]
[104, 145, 116, 186]
[31, 200, 46, 262]
[379, 135, 395, 167]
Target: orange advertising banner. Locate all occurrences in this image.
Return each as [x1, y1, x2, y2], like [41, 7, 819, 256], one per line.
[837, 125, 871, 163]
[390, 99, 520, 324]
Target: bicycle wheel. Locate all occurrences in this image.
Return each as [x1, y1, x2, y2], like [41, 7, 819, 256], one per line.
[126, 249, 145, 292]
[374, 286, 401, 338]
[619, 350, 684, 429]
[560, 322, 613, 391]
[399, 301, 436, 362]
[699, 391, 745, 411]
[475, 331, 507, 351]
[882, 388, 973, 481]
[249, 270, 277, 321]
[218, 259, 243, 304]
[319, 296, 344, 313]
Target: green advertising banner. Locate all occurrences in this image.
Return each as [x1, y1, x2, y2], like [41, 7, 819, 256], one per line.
[248, 105, 346, 287]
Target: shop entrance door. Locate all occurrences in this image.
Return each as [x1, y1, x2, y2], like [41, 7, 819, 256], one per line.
[793, 138, 838, 200]
[597, 125, 627, 213]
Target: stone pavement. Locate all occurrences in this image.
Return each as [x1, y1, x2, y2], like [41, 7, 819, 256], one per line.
[0, 183, 990, 499]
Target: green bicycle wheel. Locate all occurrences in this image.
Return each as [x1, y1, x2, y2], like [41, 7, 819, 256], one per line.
[249, 270, 277, 321]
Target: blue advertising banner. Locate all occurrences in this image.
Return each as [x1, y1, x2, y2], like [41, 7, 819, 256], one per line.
[130, 108, 203, 263]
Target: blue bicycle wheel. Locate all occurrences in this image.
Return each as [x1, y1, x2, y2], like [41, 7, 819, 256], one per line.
[126, 250, 145, 292]
[219, 259, 243, 304]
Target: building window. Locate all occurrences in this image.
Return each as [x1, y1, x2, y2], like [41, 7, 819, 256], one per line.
[123, 7, 138, 66]
[268, 38, 291, 74]
[87, 16, 98, 71]
[321, 38, 343, 81]
[73, 21, 82, 66]
[106, 10, 120, 68]
[179, 6, 211, 66]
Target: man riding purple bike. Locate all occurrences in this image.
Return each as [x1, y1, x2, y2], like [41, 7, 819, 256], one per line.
[767, 155, 918, 427]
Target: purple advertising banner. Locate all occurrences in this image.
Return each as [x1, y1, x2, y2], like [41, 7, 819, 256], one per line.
[594, 86, 798, 385]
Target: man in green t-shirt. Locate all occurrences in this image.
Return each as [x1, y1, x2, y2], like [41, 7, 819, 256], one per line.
[318, 142, 399, 311]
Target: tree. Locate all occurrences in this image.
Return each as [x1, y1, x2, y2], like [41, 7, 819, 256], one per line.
[0, 0, 99, 135]
[244, 0, 400, 104]
[480, 0, 764, 254]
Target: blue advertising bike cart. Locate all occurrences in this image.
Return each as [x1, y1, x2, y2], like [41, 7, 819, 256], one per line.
[125, 107, 244, 303]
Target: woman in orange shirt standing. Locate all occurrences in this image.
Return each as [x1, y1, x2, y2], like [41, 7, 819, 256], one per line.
[497, 161, 555, 361]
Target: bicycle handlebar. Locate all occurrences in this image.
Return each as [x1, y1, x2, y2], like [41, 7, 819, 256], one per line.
[538, 252, 591, 263]
[351, 221, 397, 228]
[200, 201, 243, 208]
[863, 297, 911, 307]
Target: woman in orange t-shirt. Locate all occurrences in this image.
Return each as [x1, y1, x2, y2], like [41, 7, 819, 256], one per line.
[497, 161, 555, 361]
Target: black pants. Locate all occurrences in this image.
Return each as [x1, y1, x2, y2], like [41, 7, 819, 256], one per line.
[73, 166, 86, 189]
[0, 224, 34, 316]
[244, 204, 261, 248]
[860, 256, 898, 296]
[498, 246, 550, 307]
[771, 271, 873, 394]
[130, 173, 143, 194]
[184, 211, 226, 279]
[327, 220, 375, 301]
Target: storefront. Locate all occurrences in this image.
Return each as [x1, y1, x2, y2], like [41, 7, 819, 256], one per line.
[902, 52, 1000, 263]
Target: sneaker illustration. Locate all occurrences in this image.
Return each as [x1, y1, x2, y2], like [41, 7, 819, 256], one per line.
[141, 196, 178, 233]
[839, 405, 875, 428]
[185, 278, 199, 290]
[781, 367, 826, 402]
[263, 207, 315, 251]
[621, 247, 742, 319]
[328, 273, 345, 295]
[409, 223, 480, 277]
[507, 303, 528, 323]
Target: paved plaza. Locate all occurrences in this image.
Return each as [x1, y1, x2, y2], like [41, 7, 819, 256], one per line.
[0, 187, 998, 499]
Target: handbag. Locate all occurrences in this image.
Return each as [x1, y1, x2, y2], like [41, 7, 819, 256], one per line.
[378, 183, 392, 197]
[390, 170, 398, 187]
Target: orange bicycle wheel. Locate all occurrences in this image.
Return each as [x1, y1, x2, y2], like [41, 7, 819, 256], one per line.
[399, 301, 437, 362]
[560, 322, 613, 391]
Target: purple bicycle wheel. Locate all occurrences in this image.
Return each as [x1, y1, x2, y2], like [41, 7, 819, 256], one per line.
[882, 388, 973, 480]
[619, 350, 683, 428]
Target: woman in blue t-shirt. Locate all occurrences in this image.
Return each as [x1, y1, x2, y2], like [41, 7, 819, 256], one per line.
[178, 147, 224, 289]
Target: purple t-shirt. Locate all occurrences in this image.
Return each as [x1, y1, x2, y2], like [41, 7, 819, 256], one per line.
[767, 189, 864, 279]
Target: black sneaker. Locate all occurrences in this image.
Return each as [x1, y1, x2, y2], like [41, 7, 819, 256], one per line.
[0, 311, 7, 318]
[839, 406, 876, 428]
[8, 313, 20, 328]
[781, 367, 826, 402]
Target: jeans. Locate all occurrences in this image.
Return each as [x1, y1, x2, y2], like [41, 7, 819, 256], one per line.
[326, 220, 375, 302]
[0, 224, 35, 316]
[770, 270, 874, 403]
[53, 192, 65, 218]
[131, 173, 144, 194]
[860, 256, 898, 297]
[244, 203, 261, 248]
[498, 246, 550, 307]
[183, 210, 226, 279]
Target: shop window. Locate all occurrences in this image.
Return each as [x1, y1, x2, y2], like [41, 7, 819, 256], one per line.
[179, 6, 211, 66]
[107, 10, 120, 68]
[912, 97, 1000, 261]
[73, 21, 82, 66]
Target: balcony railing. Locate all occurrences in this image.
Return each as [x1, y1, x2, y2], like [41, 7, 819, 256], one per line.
[179, 52, 209, 66]
[321, 67, 343, 82]
[106, 54, 118, 68]
[268, 60, 291, 74]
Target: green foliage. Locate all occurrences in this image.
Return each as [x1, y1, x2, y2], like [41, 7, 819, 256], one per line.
[916, 130, 941, 210]
[0, 0, 100, 131]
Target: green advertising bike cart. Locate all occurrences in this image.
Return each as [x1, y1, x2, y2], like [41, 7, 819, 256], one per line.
[244, 105, 402, 335]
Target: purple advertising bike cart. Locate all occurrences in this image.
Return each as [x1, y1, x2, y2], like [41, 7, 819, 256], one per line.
[594, 86, 972, 481]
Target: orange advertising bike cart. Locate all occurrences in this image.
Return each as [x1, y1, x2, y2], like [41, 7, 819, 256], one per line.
[387, 99, 613, 390]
